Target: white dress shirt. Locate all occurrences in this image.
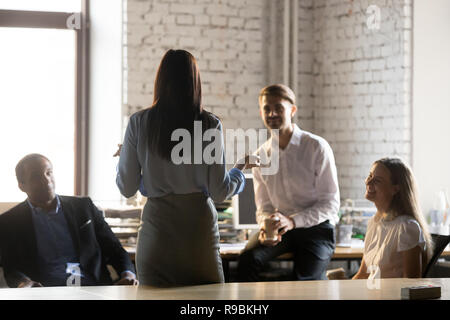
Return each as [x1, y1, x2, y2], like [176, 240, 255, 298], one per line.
[252, 124, 340, 229]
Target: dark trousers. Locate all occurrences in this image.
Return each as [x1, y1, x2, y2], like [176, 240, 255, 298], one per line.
[237, 221, 336, 281]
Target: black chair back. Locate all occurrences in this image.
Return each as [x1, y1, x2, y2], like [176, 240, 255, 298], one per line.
[423, 233, 450, 278]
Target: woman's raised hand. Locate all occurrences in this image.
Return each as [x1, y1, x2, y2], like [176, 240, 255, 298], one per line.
[234, 154, 261, 171]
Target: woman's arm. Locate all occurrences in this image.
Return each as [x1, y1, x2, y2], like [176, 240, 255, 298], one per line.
[352, 257, 369, 279]
[402, 245, 422, 278]
[116, 116, 141, 198]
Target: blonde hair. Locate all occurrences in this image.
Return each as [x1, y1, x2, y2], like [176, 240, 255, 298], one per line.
[375, 157, 433, 262]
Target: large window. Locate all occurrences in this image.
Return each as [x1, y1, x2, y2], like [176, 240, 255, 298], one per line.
[0, 0, 80, 12]
[0, 1, 88, 202]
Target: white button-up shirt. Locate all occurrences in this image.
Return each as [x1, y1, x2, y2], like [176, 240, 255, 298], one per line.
[363, 214, 425, 278]
[252, 124, 340, 229]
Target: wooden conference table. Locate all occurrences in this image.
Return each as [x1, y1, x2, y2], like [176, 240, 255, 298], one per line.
[0, 278, 449, 299]
[124, 245, 450, 281]
[125, 242, 450, 261]
[123, 245, 368, 280]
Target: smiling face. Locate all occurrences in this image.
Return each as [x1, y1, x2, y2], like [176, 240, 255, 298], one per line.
[365, 162, 400, 211]
[259, 95, 297, 131]
[18, 157, 56, 205]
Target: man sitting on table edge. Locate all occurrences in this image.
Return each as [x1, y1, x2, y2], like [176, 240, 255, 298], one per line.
[237, 84, 340, 281]
[0, 153, 137, 288]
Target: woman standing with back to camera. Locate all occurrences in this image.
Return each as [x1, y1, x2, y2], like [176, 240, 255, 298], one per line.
[116, 49, 257, 286]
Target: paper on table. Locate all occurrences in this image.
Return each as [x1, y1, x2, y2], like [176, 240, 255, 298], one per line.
[337, 238, 364, 248]
[350, 238, 365, 248]
[219, 242, 248, 252]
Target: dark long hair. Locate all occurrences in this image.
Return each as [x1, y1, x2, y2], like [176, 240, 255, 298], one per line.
[147, 49, 214, 160]
[375, 157, 433, 262]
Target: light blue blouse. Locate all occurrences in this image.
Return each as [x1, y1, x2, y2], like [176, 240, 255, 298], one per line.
[116, 109, 245, 202]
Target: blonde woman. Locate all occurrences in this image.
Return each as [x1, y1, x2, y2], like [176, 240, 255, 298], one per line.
[353, 157, 433, 279]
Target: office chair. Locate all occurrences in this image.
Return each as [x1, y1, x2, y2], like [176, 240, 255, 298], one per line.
[422, 233, 450, 278]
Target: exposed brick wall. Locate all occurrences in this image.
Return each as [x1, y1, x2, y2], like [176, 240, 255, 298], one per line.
[312, 0, 412, 199]
[123, 0, 412, 201]
[124, 0, 267, 133]
[265, 0, 314, 133]
[296, 0, 315, 132]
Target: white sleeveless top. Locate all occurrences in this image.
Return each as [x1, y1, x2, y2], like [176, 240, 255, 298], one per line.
[364, 214, 426, 278]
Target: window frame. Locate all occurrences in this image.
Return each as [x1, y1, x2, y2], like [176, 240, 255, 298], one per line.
[0, 0, 89, 196]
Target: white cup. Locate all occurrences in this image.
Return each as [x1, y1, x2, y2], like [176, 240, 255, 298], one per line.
[263, 216, 280, 241]
[338, 224, 353, 245]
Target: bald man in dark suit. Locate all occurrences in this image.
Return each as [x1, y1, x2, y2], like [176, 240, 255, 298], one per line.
[0, 154, 137, 288]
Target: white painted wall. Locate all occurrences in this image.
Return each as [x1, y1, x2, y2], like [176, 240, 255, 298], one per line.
[413, 0, 450, 216]
[88, 0, 124, 204]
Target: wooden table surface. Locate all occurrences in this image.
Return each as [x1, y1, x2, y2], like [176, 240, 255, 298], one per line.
[219, 246, 368, 260]
[124, 245, 450, 261]
[123, 245, 371, 260]
[0, 278, 448, 300]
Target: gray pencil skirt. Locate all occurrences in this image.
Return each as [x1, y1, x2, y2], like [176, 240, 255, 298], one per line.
[135, 192, 224, 287]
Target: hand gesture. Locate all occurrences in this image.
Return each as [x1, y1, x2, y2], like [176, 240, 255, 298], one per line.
[113, 144, 123, 157]
[234, 154, 261, 171]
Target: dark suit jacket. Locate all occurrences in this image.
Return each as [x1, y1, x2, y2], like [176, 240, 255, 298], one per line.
[0, 196, 135, 287]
